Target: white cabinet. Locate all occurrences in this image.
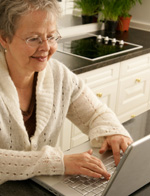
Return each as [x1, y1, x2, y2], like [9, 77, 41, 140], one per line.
[79, 63, 120, 110]
[116, 54, 150, 122]
[87, 81, 118, 112]
[59, 53, 150, 151]
[70, 124, 89, 148]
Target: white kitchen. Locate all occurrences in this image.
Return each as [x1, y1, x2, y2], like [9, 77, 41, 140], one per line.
[55, 0, 150, 149]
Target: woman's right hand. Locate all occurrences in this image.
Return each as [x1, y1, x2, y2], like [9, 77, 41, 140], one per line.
[64, 149, 110, 180]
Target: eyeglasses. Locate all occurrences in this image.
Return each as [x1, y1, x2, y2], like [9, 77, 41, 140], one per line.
[26, 31, 61, 48]
[16, 31, 61, 48]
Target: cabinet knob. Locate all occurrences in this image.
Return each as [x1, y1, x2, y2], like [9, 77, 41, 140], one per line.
[135, 78, 141, 82]
[96, 93, 103, 98]
[131, 115, 136, 118]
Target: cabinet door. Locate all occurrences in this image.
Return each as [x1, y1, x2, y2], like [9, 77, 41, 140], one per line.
[116, 69, 150, 116]
[70, 124, 89, 148]
[120, 54, 150, 77]
[118, 103, 148, 123]
[79, 63, 120, 85]
[89, 81, 118, 112]
[58, 119, 72, 151]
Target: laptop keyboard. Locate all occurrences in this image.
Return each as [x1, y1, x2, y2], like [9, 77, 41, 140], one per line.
[63, 155, 116, 196]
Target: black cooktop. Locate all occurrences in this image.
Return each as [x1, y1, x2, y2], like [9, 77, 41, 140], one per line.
[58, 35, 143, 61]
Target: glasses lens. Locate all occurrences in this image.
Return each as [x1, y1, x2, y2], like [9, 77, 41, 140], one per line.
[26, 37, 40, 47]
[47, 32, 61, 44]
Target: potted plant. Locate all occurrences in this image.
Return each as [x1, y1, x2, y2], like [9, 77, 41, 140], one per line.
[74, 0, 103, 24]
[117, 0, 142, 31]
[100, 0, 123, 34]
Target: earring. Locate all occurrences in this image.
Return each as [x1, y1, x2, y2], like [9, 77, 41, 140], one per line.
[4, 49, 7, 53]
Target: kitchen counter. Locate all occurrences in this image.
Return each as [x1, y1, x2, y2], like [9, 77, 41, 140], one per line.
[53, 28, 150, 74]
[1, 110, 150, 196]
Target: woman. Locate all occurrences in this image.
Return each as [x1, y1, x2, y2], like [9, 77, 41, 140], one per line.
[0, 0, 132, 184]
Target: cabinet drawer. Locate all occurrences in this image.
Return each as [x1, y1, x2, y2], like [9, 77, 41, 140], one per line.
[89, 81, 118, 112]
[79, 63, 120, 87]
[120, 54, 150, 77]
[116, 69, 150, 115]
[118, 103, 148, 123]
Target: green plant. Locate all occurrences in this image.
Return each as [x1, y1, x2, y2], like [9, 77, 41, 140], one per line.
[101, 0, 123, 21]
[74, 0, 103, 16]
[120, 0, 142, 17]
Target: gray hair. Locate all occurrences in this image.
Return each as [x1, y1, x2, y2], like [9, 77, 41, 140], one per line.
[0, 0, 61, 42]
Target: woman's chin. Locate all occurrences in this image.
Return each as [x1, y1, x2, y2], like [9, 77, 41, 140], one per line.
[31, 57, 48, 72]
[31, 61, 47, 72]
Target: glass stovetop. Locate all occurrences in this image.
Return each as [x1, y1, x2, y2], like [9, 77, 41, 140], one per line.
[57, 35, 143, 61]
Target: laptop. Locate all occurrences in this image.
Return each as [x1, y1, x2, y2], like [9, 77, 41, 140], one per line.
[32, 134, 150, 196]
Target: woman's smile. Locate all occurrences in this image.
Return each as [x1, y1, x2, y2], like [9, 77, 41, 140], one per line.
[31, 55, 48, 62]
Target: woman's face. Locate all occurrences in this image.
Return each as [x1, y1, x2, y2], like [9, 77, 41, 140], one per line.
[4, 10, 58, 75]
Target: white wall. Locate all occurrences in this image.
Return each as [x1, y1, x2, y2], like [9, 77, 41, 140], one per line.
[58, 0, 74, 15]
[130, 0, 150, 31]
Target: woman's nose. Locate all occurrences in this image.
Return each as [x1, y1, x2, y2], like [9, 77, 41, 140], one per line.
[39, 39, 50, 51]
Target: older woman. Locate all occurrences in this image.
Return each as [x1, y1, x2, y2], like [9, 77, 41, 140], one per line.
[0, 0, 132, 184]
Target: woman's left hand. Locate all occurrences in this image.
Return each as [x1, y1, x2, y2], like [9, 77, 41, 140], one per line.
[99, 135, 133, 166]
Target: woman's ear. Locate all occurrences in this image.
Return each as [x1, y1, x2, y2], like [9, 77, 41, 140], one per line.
[0, 34, 8, 49]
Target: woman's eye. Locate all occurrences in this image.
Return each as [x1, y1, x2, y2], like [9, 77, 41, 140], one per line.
[29, 37, 39, 42]
[48, 36, 55, 41]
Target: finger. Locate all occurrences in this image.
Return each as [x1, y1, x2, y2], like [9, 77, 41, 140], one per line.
[120, 141, 128, 153]
[84, 156, 111, 179]
[79, 167, 102, 178]
[87, 149, 93, 155]
[99, 140, 109, 154]
[82, 163, 111, 180]
[127, 138, 133, 145]
[111, 143, 120, 166]
[89, 156, 107, 172]
[121, 138, 133, 153]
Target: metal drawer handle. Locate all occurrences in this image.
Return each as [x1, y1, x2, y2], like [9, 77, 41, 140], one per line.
[96, 93, 103, 98]
[131, 115, 136, 118]
[136, 78, 141, 82]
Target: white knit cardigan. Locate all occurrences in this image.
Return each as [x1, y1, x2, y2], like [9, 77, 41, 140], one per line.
[0, 52, 131, 184]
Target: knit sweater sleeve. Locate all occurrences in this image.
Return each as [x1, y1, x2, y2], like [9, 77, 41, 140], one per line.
[67, 84, 131, 147]
[0, 146, 64, 184]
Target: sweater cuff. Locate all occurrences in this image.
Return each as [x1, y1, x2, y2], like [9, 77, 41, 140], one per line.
[38, 145, 65, 175]
[89, 126, 132, 148]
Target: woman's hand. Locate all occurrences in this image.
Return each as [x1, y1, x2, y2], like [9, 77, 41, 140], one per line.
[99, 135, 133, 166]
[64, 149, 110, 180]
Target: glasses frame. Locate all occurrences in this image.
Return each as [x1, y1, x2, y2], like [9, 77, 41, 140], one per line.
[15, 31, 62, 48]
